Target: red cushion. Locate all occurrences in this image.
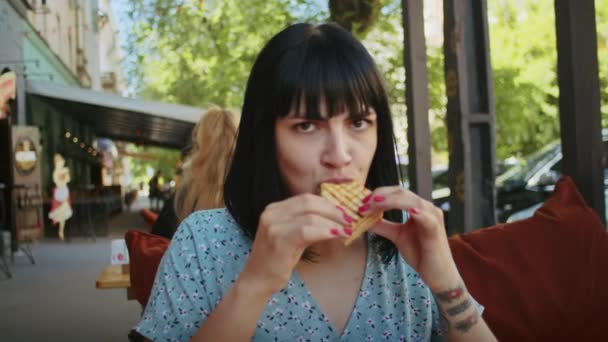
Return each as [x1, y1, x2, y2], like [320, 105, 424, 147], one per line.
[139, 209, 159, 230]
[125, 230, 170, 307]
[449, 177, 608, 340]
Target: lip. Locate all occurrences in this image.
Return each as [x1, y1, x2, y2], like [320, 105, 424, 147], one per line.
[314, 178, 355, 195]
[322, 178, 354, 184]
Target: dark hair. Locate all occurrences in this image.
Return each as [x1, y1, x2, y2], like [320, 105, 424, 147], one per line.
[224, 23, 402, 262]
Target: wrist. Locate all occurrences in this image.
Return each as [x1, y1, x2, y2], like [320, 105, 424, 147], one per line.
[235, 269, 280, 300]
[426, 265, 462, 294]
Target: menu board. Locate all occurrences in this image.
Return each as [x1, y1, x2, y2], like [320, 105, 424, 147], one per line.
[12, 126, 43, 242]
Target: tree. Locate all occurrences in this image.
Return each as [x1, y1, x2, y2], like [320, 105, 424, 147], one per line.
[487, 0, 608, 158]
[329, 0, 382, 37]
[124, 143, 181, 189]
[120, 0, 608, 162]
[122, 0, 327, 109]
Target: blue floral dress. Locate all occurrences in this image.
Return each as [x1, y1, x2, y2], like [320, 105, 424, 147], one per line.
[135, 208, 468, 341]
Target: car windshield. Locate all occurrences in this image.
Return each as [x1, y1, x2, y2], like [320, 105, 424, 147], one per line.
[496, 140, 561, 186]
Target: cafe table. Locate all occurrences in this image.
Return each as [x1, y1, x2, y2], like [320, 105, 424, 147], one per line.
[96, 264, 135, 300]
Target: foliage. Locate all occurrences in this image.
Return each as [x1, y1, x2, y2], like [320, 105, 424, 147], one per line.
[486, 0, 608, 158]
[125, 144, 181, 188]
[122, 0, 328, 109]
[486, 1, 560, 158]
[120, 0, 608, 164]
[329, 0, 382, 37]
[358, 1, 407, 153]
[597, 2, 608, 128]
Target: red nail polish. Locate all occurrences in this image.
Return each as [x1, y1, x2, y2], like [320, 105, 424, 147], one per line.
[330, 228, 340, 236]
[343, 227, 353, 236]
[336, 205, 345, 213]
[373, 195, 385, 202]
[362, 194, 372, 203]
[343, 213, 353, 224]
[409, 208, 419, 215]
[358, 204, 370, 213]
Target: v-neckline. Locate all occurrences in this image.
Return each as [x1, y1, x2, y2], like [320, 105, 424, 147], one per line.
[292, 236, 372, 338]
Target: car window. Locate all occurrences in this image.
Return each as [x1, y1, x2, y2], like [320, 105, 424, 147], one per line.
[496, 141, 561, 185]
[432, 169, 449, 190]
[550, 159, 561, 173]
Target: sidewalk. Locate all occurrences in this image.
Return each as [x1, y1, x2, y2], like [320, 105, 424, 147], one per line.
[0, 194, 151, 342]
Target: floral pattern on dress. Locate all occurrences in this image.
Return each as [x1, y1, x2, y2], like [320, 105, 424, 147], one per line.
[136, 208, 482, 341]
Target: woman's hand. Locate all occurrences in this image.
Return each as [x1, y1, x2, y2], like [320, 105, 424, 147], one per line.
[363, 186, 460, 291]
[239, 194, 353, 296]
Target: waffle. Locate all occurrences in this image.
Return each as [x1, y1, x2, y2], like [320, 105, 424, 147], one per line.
[320, 182, 383, 245]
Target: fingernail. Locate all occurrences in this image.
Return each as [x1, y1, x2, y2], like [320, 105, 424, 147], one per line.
[343, 213, 353, 224]
[358, 204, 370, 213]
[343, 227, 353, 236]
[362, 194, 372, 203]
[373, 196, 385, 202]
[408, 208, 419, 215]
[336, 205, 345, 213]
[330, 228, 340, 236]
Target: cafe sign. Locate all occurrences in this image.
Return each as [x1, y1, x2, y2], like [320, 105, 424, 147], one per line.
[13, 135, 38, 176]
[0, 71, 17, 119]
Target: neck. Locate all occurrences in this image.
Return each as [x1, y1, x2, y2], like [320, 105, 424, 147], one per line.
[302, 236, 367, 265]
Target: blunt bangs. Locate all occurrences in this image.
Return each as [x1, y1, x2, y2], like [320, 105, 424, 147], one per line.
[272, 24, 386, 120]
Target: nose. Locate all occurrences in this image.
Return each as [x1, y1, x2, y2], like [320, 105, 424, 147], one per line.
[321, 129, 352, 168]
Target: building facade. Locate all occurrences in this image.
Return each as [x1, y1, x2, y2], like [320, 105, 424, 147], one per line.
[1, 0, 129, 243]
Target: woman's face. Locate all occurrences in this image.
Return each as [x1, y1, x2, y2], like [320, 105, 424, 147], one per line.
[275, 102, 378, 196]
[55, 156, 65, 168]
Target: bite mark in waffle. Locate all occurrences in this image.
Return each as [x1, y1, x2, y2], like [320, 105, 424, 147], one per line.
[320, 182, 383, 245]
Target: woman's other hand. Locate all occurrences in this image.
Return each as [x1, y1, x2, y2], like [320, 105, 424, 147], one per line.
[363, 186, 460, 291]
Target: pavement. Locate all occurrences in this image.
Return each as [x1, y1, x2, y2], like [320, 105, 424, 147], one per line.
[0, 194, 152, 342]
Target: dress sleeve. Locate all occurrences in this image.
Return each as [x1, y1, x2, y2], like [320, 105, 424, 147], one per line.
[430, 294, 445, 341]
[134, 218, 211, 341]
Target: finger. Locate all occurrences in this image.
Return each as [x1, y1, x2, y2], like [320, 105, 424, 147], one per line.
[401, 206, 445, 240]
[358, 187, 427, 215]
[369, 219, 421, 263]
[264, 193, 353, 227]
[272, 214, 353, 247]
[369, 219, 408, 243]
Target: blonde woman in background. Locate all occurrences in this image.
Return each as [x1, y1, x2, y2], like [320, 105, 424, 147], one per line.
[150, 108, 239, 238]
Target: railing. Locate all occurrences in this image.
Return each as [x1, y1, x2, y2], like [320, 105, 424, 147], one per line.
[42, 185, 123, 239]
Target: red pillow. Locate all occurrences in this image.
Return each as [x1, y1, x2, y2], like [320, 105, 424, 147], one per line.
[139, 209, 159, 231]
[125, 229, 170, 307]
[449, 177, 608, 340]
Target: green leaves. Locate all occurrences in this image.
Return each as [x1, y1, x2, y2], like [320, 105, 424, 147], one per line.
[123, 0, 315, 109]
[121, 0, 608, 163]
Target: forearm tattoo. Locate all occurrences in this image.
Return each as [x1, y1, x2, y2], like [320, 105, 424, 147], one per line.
[446, 298, 472, 316]
[433, 285, 464, 304]
[433, 283, 480, 335]
[454, 312, 479, 333]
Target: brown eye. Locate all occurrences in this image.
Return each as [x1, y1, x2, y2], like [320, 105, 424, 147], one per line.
[295, 122, 316, 133]
[351, 119, 371, 130]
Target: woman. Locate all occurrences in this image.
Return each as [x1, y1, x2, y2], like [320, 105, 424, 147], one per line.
[150, 108, 239, 239]
[135, 23, 496, 341]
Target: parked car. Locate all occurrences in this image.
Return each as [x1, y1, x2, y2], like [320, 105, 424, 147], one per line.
[497, 129, 608, 222]
[507, 186, 608, 223]
[407, 130, 607, 225]
[398, 164, 449, 194]
[427, 160, 523, 219]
